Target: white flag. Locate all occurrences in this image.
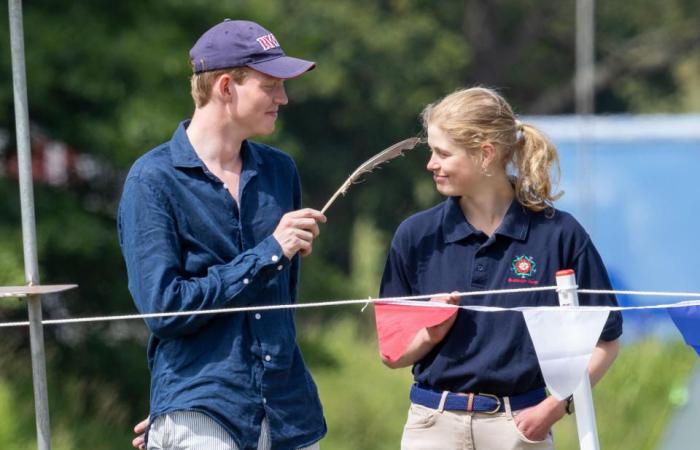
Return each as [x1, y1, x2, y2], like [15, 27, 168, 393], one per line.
[522, 309, 609, 400]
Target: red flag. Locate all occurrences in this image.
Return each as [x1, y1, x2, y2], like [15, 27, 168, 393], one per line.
[375, 302, 458, 363]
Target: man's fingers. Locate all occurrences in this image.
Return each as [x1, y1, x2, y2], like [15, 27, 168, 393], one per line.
[132, 436, 145, 450]
[292, 218, 321, 237]
[134, 417, 149, 433]
[286, 208, 326, 224]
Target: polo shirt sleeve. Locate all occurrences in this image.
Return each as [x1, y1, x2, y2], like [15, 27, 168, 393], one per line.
[379, 227, 414, 298]
[572, 237, 624, 341]
[118, 175, 285, 340]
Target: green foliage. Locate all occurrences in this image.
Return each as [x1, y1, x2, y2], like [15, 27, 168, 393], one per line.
[0, 1, 699, 448]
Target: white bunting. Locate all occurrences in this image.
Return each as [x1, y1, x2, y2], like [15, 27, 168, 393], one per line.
[523, 309, 610, 400]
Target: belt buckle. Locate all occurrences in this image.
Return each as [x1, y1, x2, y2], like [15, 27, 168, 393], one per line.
[478, 393, 502, 414]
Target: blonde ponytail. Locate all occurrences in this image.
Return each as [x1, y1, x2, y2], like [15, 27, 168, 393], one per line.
[513, 122, 563, 212]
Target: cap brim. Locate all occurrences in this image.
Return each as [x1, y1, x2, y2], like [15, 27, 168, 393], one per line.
[248, 56, 316, 79]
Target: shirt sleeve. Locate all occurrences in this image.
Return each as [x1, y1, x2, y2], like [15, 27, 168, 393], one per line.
[288, 166, 302, 303]
[118, 175, 285, 340]
[572, 237, 624, 341]
[379, 231, 414, 298]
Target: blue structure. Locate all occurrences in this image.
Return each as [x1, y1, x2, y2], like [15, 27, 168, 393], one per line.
[529, 115, 700, 341]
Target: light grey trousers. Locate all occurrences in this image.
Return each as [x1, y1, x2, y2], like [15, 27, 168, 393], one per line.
[147, 410, 321, 450]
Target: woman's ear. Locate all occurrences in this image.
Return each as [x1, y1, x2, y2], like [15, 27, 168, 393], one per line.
[480, 142, 497, 171]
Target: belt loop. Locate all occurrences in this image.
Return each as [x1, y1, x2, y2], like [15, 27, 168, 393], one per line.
[437, 391, 449, 412]
[466, 393, 474, 412]
[503, 396, 512, 414]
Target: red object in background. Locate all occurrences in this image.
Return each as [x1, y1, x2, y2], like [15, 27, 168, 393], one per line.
[374, 302, 458, 363]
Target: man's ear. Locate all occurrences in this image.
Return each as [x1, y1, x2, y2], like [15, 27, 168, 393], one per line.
[215, 73, 234, 101]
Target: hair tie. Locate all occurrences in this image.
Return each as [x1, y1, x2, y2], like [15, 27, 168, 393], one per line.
[515, 120, 524, 132]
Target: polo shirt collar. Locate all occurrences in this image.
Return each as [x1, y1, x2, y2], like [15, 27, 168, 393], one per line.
[442, 197, 477, 243]
[442, 196, 531, 243]
[494, 199, 531, 241]
[169, 120, 262, 173]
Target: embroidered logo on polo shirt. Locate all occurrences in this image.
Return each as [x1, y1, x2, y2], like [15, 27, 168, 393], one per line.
[507, 255, 539, 285]
[512, 255, 536, 278]
[257, 34, 280, 51]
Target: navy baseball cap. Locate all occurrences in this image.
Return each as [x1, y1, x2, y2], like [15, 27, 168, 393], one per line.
[189, 19, 315, 79]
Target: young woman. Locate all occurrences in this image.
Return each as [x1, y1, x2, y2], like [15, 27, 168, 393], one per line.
[380, 87, 622, 450]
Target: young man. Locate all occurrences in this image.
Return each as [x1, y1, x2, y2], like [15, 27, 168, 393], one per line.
[119, 19, 326, 450]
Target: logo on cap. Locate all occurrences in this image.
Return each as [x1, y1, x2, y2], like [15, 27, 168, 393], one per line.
[257, 34, 280, 51]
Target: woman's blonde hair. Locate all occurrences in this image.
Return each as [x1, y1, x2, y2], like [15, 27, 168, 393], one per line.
[190, 67, 249, 108]
[421, 87, 563, 212]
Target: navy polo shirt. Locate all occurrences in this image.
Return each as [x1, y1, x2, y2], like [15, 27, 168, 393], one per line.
[380, 196, 623, 396]
[118, 121, 326, 450]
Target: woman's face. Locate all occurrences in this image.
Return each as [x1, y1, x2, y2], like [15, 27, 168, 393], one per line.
[426, 124, 482, 197]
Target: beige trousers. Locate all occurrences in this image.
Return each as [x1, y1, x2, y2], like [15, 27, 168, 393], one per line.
[401, 400, 554, 450]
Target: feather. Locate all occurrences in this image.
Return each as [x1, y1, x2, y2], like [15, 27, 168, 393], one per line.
[321, 137, 423, 214]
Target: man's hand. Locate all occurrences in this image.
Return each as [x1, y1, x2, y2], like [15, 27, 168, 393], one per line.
[132, 416, 149, 450]
[273, 208, 326, 259]
[425, 292, 460, 344]
[514, 397, 565, 442]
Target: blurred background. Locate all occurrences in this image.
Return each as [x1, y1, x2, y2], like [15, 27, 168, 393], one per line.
[1, 1, 699, 449]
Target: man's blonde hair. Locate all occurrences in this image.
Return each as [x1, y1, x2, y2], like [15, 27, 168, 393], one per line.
[190, 67, 249, 108]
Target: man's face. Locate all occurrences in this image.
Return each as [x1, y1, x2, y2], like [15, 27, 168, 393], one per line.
[229, 70, 288, 137]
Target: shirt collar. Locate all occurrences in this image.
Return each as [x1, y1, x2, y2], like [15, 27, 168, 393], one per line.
[442, 197, 477, 243]
[169, 120, 262, 173]
[494, 199, 531, 241]
[442, 196, 531, 243]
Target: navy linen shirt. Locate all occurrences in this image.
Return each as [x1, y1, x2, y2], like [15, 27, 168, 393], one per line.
[380, 197, 623, 396]
[118, 121, 326, 450]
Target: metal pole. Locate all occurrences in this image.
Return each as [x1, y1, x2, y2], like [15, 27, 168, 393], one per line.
[575, 0, 595, 116]
[575, 0, 595, 232]
[556, 270, 600, 450]
[8, 0, 53, 448]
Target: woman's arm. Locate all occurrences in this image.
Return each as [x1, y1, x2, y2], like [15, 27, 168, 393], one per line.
[382, 293, 460, 368]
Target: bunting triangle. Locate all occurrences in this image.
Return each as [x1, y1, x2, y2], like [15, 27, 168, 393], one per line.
[523, 309, 610, 400]
[667, 305, 700, 357]
[374, 302, 458, 363]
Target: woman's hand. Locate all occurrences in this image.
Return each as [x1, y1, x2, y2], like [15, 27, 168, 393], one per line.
[514, 397, 565, 441]
[425, 292, 460, 344]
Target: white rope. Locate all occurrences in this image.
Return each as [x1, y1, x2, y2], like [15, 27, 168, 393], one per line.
[578, 289, 700, 298]
[1, 285, 699, 329]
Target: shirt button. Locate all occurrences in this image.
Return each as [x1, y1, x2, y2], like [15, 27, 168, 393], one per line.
[271, 255, 279, 262]
[476, 264, 485, 272]
[243, 278, 250, 285]
[277, 265, 283, 271]
[255, 313, 261, 320]
[265, 355, 271, 362]
[262, 397, 267, 405]
[223, 183, 228, 190]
